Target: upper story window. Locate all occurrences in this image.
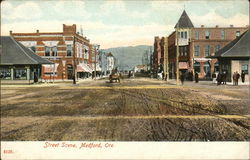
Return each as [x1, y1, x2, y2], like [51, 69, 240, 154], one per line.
[205, 30, 210, 39]
[205, 45, 210, 56]
[52, 46, 57, 56]
[66, 45, 72, 56]
[221, 30, 225, 40]
[194, 45, 200, 56]
[45, 46, 57, 56]
[180, 31, 187, 39]
[214, 45, 221, 53]
[45, 46, 50, 56]
[236, 31, 240, 38]
[195, 31, 199, 40]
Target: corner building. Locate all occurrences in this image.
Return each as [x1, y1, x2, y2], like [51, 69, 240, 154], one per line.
[166, 10, 248, 79]
[11, 24, 94, 80]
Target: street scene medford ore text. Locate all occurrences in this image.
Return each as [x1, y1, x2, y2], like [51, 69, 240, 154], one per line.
[1, 1, 250, 141]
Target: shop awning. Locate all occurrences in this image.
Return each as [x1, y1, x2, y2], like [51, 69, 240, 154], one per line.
[43, 64, 59, 73]
[77, 65, 86, 72]
[179, 62, 189, 69]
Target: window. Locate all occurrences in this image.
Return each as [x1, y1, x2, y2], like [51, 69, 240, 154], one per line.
[205, 45, 210, 56]
[0, 68, 11, 80]
[184, 46, 187, 56]
[66, 45, 72, 56]
[45, 46, 50, 56]
[52, 46, 57, 56]
[205, 30, 210, 39]
[29, 46, 36, 53]
[194, 45, 200, 56]
[184, 32, 187, 39]
[14, 68, 27, 80]
[214, 45, 221, 53]
[181, 32, 184, 38]
[194, 62, 200, 73]
[236, 31, 240, 38]
[195, 31, 199, 40]
[179, 47, 183, 56]
[241, 64, 248, 74]
[221, 30, 225, 40]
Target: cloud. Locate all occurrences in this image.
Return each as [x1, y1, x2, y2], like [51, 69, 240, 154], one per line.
[53, 1, 90, 18]
[190, 10, 249, 27]
[100, 0, 126, 15]
[1, 1, 42, 20]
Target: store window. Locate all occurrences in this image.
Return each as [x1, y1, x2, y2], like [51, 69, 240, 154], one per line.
[241, 64, 248, 74]
[67, 45, 72, 56]
[194, 45, 200, 56]
[194, 62, 200, 73]
[14, 68, 27, 80]
[0, 68, 11, 80]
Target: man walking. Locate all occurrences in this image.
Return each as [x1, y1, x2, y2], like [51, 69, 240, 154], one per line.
[236, 71, 240, 86]
[195, 72, 199, 83]
[233, 72, 236, 86]
[241, 71, 245, 83]
[180, 73, 185, 85]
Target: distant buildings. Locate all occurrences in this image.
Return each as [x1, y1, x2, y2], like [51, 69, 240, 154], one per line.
[0, 36, 53, 83]
[106, 52, 115, 74]
[153, 10, 249, 80]
[10, 24, 97, 80]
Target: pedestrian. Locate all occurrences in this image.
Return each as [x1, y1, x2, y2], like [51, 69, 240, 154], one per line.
[236, 71, 240, 86]
[212, 72, 216, 84]
[232, 72, 237, 86]
[180, 73, 185, 85]
[241, 71, 245, 83]
[195, 72, 199, 83]
[217, 72, 222, 85]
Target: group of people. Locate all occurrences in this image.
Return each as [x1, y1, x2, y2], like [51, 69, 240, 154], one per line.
[232, 71, 245, 86]
[179, 70, 246, 86]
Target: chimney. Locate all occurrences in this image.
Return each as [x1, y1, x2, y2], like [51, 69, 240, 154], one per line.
[36, 30, 39, 33]
[9, 30, 13, 35]
[215, 25, 219, 28]
[230, 25, 234, 28]
[201, 25, 204, 28]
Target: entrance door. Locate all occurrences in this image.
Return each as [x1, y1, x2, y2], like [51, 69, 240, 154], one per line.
[67, 64, 73, 79]
[204, 61, 211, 79]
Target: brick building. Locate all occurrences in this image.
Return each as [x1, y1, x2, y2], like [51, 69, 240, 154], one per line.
[11, 24, 95, 80]
[154, 10, 248, 80]
[153, 36, 165, 76]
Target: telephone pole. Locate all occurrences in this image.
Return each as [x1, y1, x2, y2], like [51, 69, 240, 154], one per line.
[163, 36, 169, 81]
[176, 25, 180, 85]
[72, 36, 77, 84]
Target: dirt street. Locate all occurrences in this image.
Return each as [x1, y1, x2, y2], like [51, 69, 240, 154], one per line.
[1, 78, 250, 141]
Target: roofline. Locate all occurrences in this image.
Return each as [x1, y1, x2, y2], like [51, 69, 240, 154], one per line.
[10, 36, 39, 64]
[221, 30, 249, 57]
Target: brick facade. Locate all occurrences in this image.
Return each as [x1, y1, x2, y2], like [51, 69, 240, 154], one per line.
[11, 24, 94, 80]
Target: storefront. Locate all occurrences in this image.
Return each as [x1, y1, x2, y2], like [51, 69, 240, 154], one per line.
[1, 36, 53, 83]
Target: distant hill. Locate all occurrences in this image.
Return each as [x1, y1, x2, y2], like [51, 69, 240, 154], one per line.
[102, 45, 152, 70]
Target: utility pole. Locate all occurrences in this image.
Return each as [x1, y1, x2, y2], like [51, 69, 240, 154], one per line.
[72, 36, 76, 84]
[94, 44, 100, 80]
[164, 36, 169, 81]
[176, 25, 180, 85]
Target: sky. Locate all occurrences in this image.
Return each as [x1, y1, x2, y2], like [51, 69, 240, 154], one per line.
[1, 0, 249, 49]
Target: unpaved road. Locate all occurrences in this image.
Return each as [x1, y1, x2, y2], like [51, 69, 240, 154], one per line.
[1, 78, 249, 141]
